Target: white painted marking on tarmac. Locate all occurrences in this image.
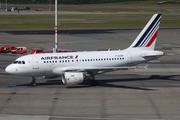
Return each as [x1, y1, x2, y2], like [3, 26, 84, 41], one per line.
[51, 116, 121, 120]
[0, 114, 50, 120]
[51, 116, 168, 120]
[165, 53, 175, 55]
[50, 115, 170, 120]
[0, 114, 168, 120]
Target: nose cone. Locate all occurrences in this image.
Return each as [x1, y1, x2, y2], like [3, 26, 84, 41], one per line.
[5, 65, 10, 74]
[5, 65, 14, 74]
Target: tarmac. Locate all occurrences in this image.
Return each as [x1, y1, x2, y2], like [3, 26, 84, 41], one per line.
[0, 28, 180, 120]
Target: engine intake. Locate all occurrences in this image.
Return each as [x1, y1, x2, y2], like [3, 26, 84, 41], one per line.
[62, 72, 85, 85]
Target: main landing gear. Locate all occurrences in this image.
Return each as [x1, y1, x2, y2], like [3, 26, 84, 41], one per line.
[89, 75, 99, 86]
[31, 77, 36, 87]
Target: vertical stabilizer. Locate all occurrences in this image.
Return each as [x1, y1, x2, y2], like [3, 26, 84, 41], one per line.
[127, 14, 162, 50]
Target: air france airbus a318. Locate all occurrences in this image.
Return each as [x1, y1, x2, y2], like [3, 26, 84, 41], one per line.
[5, 14, 164, 86]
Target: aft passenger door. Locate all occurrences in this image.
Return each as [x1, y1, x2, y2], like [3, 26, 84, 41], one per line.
[127, 52, 133, 65]
[32, 56, 39, 69]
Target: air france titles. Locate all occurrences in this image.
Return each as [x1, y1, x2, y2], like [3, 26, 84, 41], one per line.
[41, 55, 74, 60]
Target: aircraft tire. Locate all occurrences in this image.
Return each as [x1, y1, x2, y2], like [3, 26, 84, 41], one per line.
[31, 82, 36, 87]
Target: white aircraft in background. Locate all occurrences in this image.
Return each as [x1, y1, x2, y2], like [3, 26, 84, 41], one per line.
[5, 14, 164, 86]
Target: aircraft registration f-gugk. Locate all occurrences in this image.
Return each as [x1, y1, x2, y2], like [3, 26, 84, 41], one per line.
[5, 14, 164, 86]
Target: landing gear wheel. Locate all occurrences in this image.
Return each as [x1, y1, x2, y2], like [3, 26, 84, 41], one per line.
[89, 74, 98, 86]
[31, 82, 36, 87]
[30, 77, 36, 87]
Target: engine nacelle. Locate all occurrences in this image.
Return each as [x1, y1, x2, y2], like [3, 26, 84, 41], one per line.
[62, 72, 85, 85]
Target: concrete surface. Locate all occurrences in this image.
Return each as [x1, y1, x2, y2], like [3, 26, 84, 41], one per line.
[0, 28, 180, 120]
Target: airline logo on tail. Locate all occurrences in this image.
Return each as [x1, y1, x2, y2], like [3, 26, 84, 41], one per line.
[128, 14, 162, 50]
[145, 30, 158, 47]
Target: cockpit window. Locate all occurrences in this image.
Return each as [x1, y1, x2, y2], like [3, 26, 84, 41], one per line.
[13, 61, 25, 64]
[13, 61, 18, 64]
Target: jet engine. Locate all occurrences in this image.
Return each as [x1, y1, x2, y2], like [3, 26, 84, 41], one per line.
[62, 72, 85, 85]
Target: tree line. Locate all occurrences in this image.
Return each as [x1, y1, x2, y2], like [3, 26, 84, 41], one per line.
[1, 0, 146, 4]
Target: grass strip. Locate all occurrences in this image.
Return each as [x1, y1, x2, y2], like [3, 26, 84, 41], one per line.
[0, 20, 179, 29]
[0, 14, 179, 19]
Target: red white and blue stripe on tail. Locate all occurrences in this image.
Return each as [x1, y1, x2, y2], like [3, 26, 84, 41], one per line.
[128, 14, 162, 50]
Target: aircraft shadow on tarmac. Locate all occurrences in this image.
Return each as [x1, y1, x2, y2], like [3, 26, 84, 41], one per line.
[17, 75, 180, 90]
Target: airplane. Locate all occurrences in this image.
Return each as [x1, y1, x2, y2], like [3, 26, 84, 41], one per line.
[5, 14, 164, 87]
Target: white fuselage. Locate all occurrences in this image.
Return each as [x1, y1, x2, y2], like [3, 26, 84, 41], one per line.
[5, 49, 163, 77]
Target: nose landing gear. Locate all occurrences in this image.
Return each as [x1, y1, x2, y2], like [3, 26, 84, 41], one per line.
[31, 77, 36, 87]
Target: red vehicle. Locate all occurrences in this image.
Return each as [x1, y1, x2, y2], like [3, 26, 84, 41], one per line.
[11, 47, 27, 54]
[58, 50, 77, 53]
[0, 47, 4, 53]
[98, 48, 109, 51]
[3, 45, 15, 52]
[30, 49, 44, 54]
[43, 50, 52, 53]
[30, 49, 76, 54]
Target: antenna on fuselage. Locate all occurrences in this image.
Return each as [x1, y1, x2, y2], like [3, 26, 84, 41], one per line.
[53, 0, 58, 53]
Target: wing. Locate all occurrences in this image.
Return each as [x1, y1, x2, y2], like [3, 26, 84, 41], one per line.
[52, 66, 140, 75]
